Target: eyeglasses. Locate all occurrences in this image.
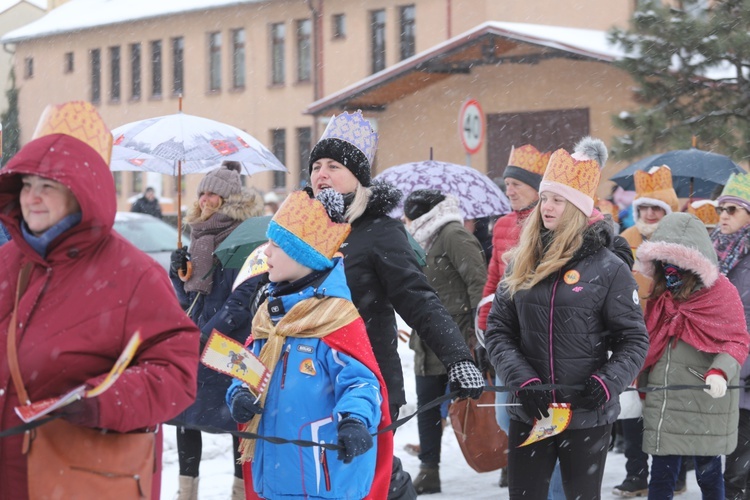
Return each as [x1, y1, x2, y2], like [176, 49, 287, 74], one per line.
[716, 205, 746, 216]
[639, 205, 664, 213]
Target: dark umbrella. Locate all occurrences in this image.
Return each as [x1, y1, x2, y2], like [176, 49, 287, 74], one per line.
[214, 215, 273, 269]
[610, 149, 744, 199]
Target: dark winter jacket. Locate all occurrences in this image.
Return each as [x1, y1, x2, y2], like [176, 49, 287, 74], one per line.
[485, 220, 649, 429]
[170, 200, 263, 431]
[131, 195, 162, 219]
[727, 255, 750, 411]
[341, 182, 473, 407]
[0, 134, 200, 499]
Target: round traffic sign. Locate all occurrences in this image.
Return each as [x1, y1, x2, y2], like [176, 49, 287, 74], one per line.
[458, 99, 485, 155]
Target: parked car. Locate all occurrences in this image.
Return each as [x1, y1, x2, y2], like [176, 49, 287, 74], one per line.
[113, 212, 190, 272]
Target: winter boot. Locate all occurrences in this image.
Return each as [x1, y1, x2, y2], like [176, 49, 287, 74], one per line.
[231, 476, 245, 500]
[413, 465, 440, 495]
[175, 476, 199, 500]
[498, 467, 509, 488]
[612, 476, 648, 497]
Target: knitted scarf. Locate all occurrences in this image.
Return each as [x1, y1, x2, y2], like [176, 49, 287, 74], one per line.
[711, 224, 750, 276]
[643, 274, 750, 370]
[239, 296, 361, 462]
[408, 196, 463, 254]
[185, 213, 239, 294]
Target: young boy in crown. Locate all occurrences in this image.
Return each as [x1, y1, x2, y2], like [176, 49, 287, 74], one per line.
[225, 189, 392, 500]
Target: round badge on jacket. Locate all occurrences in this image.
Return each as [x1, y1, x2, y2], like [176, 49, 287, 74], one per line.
[563, 270, 580, 285]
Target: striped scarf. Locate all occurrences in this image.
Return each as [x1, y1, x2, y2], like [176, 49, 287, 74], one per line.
[711, 224, 750, 276]
[238, 295, 360, 462]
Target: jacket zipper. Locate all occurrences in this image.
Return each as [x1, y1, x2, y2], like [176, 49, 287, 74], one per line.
[320, 445, 331, 491]
[548, 272, 561, 403]
[655, 345, 671, 454]
[281, 345, 291, 389]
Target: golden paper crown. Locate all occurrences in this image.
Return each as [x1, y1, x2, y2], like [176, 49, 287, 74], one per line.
[269, 191, 350, 267]
[508, 144, 551, 176]
[687, 200, 719, 227]
[633, 165, 679, 212]
[595, 198, 620, 223]
[32, 101, 113, 164]
[542, 148, 602, 200]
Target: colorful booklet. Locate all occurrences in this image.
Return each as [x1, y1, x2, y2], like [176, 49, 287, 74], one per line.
[14, 331, 142, 423]
[200, 330, 270, 398]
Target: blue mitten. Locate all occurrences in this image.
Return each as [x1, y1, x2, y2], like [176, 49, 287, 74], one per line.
[229, 388, 263, 423]
[336, 418, 373, 464]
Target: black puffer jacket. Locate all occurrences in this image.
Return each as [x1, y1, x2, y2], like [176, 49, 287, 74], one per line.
[485, 220, 648, 429]
[341, 182, 473, 407]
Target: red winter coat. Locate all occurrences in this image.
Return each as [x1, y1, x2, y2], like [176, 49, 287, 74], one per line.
[0, 134, 200, 500]
[477, 207, 533, 330]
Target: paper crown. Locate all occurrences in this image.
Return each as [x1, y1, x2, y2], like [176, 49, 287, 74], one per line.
[632, 165, 679, 214]
[595, 198, 620, 223]
[32, 101, 113, 164]
[687, 200, 719, 227]
[719, 173, 750, 207]
[507, 145, 551, 176]
[266, 190, 351, 271]
[318, 110, 378, 168]
[539, 137, 607, 216]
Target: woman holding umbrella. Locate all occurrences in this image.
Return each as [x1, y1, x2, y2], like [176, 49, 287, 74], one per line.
[169, 161, 264, 500]
[308, 111, 484, 498]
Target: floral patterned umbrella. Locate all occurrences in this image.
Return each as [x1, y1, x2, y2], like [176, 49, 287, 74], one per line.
[374, 160, 510, 220]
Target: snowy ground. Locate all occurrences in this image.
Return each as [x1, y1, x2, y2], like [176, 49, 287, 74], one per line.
[161, 337, 703, 499]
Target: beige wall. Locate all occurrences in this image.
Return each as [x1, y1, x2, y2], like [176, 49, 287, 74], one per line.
[10, 0, 637, 213]
[0, 1, 45, 109]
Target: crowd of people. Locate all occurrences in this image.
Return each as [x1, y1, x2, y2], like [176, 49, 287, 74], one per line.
[2, 99, 750, 500]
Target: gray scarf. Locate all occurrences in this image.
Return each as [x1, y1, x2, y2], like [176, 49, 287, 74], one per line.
[185, 213, 240, 294]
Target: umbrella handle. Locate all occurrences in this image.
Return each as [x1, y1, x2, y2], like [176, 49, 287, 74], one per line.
[178, 261, 193, 282]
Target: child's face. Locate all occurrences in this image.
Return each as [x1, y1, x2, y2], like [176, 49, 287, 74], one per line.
[264, 240, 313, 283]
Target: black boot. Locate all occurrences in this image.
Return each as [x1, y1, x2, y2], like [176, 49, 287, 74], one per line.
[413, 465, 440, 495]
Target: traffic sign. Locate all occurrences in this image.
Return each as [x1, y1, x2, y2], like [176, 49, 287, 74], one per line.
[458, 99, 485, 155]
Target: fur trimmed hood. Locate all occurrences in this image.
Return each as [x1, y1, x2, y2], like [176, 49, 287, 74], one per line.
[186, 188, 263, 224]
[636, 212, 719, 287]
[364, 180, 402, 217]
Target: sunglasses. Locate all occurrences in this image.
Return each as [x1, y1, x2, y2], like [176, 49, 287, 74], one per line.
[716, 205, 746, 216]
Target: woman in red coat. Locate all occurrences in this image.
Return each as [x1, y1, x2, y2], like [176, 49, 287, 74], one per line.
[0, 131, 200, 499]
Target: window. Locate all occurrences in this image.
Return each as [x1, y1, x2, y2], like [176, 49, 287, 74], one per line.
[272, 129, 286, 189]
[132, 172, 143, 194]
[232, 29, 246, 89]
[209, 32, 222, 91]
[296, 19, 312, 82]
[297, 127, 312, 186]
[172, 37, 184, 96]
[130, 43, 141, 100]
[109, 46, 121, 101]
[64, 52, 74, 73]
[399, 5, 416, 60]
[332, 14, 346, 39]
[270, 23, 285, 85]
[23, 57, 33, 79]
[370, 10, 386, 74]
[151, 40, 162, 97]
[113, 171, 122, 195]
[90, 49, 101, 102]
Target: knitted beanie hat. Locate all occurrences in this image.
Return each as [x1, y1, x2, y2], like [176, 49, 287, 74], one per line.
[632, 165, 679, 216]
[266, 189, 351, 271]
[539, 137, 608, 217]
[503, 144, 551, 191]
[198, 161, 242, 199]
[308, 111, 378, 187]
[718, 173, 750, 212]
[404, 189, 446, 221]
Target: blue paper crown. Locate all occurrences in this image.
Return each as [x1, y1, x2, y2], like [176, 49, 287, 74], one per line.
[319, 111, 378, 168]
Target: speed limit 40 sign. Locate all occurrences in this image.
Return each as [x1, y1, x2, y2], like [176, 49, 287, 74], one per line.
[458, 99, 485, 155]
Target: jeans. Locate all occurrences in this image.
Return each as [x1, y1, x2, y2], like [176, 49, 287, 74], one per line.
[548, 462, 565, 500]
[621, 417, 649, 479]
[725, 409, 750, 500]
[649, 455, 723, 500]
[494, 374, 511, 433]
[415, 374, 449, 466]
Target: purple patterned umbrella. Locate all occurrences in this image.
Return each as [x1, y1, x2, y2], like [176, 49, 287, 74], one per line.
[374, 160, 510, 220]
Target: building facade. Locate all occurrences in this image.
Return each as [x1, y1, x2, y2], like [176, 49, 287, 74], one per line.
[3, 0, 638, 213]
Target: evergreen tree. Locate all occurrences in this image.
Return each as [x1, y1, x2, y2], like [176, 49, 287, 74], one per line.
[1, 68, 20, 165]
[609, 0, 750, 160]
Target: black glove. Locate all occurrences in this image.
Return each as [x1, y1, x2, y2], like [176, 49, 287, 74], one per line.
[448, 360, 485, 400]
[170, 246, 190, 275]
[517, 380, 551, 420]
[229, 388, 263, 424]
[337, 418, 373, 464]
[473, 346, 492, 376]
[573, 376, 609, 410]
[57, 396, 100, 428]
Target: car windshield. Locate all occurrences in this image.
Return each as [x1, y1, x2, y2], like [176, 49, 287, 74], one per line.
[113, 217, 188, 253]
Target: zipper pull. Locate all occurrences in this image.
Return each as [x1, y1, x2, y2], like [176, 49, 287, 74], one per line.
[281, 344, 291, 389]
